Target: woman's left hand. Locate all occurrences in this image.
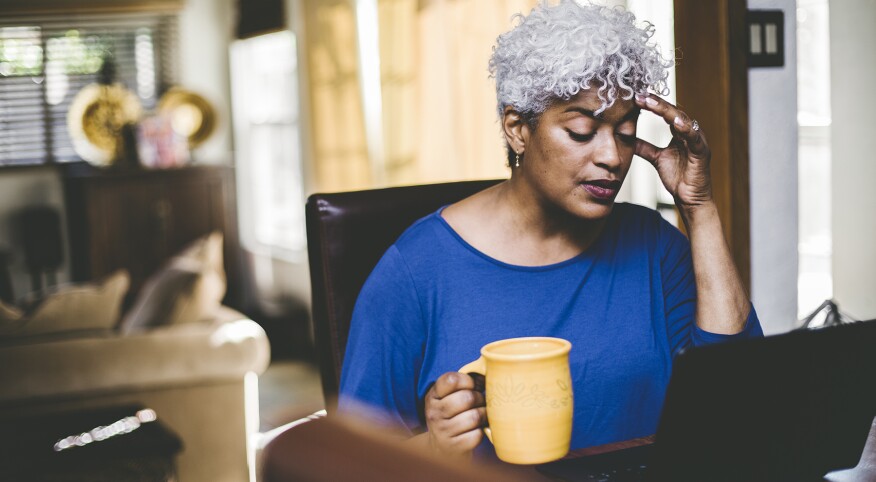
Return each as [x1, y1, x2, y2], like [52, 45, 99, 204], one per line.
[633, 94, 713, 210]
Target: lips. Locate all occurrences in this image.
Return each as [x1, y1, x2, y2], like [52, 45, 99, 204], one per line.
[581, 179, 621, 200]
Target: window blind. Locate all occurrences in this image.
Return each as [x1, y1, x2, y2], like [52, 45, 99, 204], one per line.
[0, 12, 178, 165]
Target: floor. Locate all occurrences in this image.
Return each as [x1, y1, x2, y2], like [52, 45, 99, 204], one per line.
[258, 360, 325, 432]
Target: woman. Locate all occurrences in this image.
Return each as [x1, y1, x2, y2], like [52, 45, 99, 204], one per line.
[338, 0, 763, 459]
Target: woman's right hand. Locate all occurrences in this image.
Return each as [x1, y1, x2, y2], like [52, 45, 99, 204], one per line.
[423, 371, 487, 457]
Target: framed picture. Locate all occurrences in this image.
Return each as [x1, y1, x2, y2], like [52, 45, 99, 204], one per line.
[136, 114, 190, 168]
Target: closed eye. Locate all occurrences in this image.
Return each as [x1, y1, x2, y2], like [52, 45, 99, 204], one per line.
[617, 133, 636, 146]
[567, 130, 595, 142]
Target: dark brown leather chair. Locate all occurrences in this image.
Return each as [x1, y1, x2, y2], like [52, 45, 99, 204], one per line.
[305, 179, 502, 412]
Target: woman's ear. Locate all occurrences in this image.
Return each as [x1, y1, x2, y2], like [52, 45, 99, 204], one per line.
[502, 106, 528, 154]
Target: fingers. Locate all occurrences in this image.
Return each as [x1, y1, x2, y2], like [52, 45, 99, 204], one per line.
[634, 137, 661, 166]
[435, 389, 486, 419]
[635, 93, 709, 158]
[425, 372, 487, 455]
[425, 408, 485, 455]
[634, 92, 683, 129]
[448, 422, 484, 451]
[431, 371, 476, 398]
[426, 373, 485, 427]
[425, 400, 486, 436]
[670, 114, 708, 157]
[444, 406, 487, 435]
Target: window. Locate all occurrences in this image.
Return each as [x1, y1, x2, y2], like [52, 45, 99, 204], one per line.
[624, 0, 677, 225]
[0, 13, 177, 165]
[796, 0, 832, 317]
[231, 31, 306, 255]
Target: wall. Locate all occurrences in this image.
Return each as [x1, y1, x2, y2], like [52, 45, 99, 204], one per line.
[178, 0, 236, 164]
[747, 0, 799, 334]
[830, 0, 876, 320]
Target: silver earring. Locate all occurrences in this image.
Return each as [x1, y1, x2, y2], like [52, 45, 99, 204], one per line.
[515, 152, 521, 168]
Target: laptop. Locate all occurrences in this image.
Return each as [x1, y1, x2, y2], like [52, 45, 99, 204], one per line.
[537, 320, 876, 482]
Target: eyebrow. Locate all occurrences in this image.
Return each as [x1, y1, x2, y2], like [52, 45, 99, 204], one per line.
[620, 108, 642, 122]
[563, 106, 641, 123]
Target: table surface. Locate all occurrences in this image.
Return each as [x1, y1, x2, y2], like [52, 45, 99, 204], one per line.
[565, 436, 656, 458]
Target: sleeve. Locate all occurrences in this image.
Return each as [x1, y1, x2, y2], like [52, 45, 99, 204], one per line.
[659, 217, 763, 358]
[337, 245, 426, 435]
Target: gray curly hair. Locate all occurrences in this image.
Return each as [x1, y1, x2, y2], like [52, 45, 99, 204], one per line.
[489, 0, 673, 120]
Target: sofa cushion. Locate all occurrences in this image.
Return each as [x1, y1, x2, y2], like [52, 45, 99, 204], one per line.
[119, 231, 226, 334]
[0, 270, 129, 341]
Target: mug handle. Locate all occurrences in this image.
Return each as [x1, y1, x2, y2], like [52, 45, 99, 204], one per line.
[458, 356, 493, 443]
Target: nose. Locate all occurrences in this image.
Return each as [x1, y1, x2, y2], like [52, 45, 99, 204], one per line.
[592, 133, 623, 171]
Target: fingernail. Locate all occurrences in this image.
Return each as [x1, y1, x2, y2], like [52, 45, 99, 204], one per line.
[646, 97, 658, 107]
[674, 116, 685, 128]
[635, 93, 648, 102]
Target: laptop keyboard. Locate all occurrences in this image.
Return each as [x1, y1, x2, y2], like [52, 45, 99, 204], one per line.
[536, 445, 652, 482]
[572, 464, 648, 481]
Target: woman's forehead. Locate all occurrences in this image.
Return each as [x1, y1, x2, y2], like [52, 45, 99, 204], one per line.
[551, 91, 638, 123]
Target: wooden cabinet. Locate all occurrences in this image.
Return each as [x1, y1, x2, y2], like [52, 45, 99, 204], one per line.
[63, 163, 242, 308]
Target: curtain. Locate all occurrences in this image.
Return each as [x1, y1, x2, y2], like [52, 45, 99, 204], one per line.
[302, 0, 537, 192]
[301, 0, 372, 192]
[406, 0, 537, 184]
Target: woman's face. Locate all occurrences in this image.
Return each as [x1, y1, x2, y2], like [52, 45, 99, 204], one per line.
[516, 89, 639, 221]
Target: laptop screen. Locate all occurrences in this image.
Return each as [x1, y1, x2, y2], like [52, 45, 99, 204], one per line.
[650, 321, 876, 481]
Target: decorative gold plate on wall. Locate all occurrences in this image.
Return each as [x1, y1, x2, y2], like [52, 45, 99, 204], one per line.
[158, 88, 217, 148]
[67, 83, 142, 166]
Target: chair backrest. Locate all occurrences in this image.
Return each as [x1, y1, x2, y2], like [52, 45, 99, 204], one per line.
[305, 179, 502, 411]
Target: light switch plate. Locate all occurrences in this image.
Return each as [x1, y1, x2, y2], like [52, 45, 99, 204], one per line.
[747, 10, 784, 68]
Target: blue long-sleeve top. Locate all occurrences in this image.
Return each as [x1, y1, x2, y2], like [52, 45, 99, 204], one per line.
[338, 202, 763, 452]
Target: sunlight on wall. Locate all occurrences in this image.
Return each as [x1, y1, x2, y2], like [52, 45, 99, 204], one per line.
[355, 0, 386, 185]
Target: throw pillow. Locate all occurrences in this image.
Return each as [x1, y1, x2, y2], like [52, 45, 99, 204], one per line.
[0, 270, 130, 338]
[119, 231, 226, 334]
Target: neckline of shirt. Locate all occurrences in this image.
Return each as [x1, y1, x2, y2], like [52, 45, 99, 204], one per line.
[433, 205, 616, 272]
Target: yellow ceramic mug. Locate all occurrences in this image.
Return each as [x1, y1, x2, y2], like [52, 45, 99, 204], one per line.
[459, 337, 573, 464]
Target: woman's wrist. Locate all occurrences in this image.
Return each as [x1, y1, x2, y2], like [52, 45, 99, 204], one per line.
[677, 198, 718, 229]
